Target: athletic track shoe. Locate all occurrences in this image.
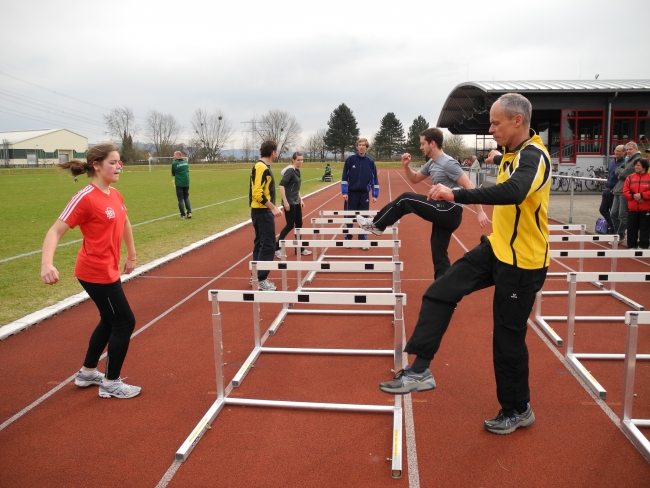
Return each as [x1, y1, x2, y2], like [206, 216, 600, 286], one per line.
[361, 247, 369, 251]
[74, 369, 105, 387]
[99, 378, 142, 399]
[300, 249, 312, 256]
[356, 215, 383, 236]
[187, 212, 192, 219]
[258, 279, 277, 291]
[379, 367, 436, 394]
[275, 250, 284, 259]
[180, 215, 186, 219]
[483, 404, 535, 435]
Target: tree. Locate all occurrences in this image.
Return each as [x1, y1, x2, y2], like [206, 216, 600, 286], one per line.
[374, 112, 405, 160]
[104, 107, 140, 162]
[241, 133, 255, 162]
[442, 133, 471, 160]
[324, 103, 359, 162]
[145, 110, 182, 158]
[184, 137, 202, 163]
[255, 109, 302, 159]
[405, 116, 429, 156]
[304, 130, 326, 162]
[191, 109, 234, 162]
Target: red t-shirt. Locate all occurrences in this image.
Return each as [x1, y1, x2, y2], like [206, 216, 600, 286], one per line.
[59, 184, 127, 284]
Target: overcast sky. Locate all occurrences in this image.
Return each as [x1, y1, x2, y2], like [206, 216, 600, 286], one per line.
[1, 0, 648, 147]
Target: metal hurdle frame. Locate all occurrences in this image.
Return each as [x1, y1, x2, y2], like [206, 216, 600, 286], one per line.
[280, 238, 400, 265]
[535, 248, 649, 345]
[176, 290, 407, 479]
[622, 311, 650, 463]
[250, 260, 403, 335]
[564, 272, 650, 399]
[547, 224, 586, 274]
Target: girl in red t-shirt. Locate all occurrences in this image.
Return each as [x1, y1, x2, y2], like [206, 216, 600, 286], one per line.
[41, 143, 141, 399]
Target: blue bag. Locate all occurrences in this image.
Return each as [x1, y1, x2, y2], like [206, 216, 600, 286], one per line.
[595, 218, 608, 234]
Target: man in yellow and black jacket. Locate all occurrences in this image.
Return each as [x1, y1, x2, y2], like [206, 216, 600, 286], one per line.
[249, 140, 283, 291]
[378, 93, 551, 437]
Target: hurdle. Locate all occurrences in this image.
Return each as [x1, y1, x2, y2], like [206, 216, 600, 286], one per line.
[548, 224, 586, 272]
[250, 260, 403, 335]
[534, 248, 649, 345]
[320, 210, 378, 217]
[176, 289, 407, 479]
[564, 272, 650, 399]
[622, 311, 650, 463]
[279, 238, 400, 264]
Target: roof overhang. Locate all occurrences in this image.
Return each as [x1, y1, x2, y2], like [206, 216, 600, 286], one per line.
[437, 80, 650, 135]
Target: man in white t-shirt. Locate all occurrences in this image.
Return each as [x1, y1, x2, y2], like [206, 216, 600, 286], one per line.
[357, 128, 488, 279]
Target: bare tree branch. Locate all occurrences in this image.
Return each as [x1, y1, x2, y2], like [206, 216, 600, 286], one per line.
[191, 109, 234, 162]
[255, 109, 302, 159]
[145, 110, 182, 157]
[104, 107, 139, 142]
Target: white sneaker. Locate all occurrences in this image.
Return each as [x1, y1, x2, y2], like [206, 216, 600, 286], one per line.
[300, 249, 312, 256]
[74, 369, 104, 387]
[356, 215, 383, 236]
[275, 250, 284, 259]
[258, 279, 277, 291]
[99, 378, 142, 399]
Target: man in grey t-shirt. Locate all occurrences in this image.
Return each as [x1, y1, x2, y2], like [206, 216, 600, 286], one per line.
[357, 128, 488, 279]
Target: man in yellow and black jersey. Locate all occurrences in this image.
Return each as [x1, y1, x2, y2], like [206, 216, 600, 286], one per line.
[249, 140, 283, 291]
[378, 93, 551, 436]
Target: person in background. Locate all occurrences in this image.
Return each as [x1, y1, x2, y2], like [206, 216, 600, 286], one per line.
[341, 138, 379, 249]
[249, 140, 283, 291]
[622, 157, 650, 249]
[600, 145, 626, 234]
[611, 142, 641, 243]
[322, 163, 332, 181]
[172, 151, 192, 219]
[41, 143, 141, 399]
[276, 152, 311, 258]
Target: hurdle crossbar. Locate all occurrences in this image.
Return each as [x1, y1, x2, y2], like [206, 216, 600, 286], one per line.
[176, 289, 406, 478]
[622, 311, 650, 463]
[320, 210, 378, 216]
[564, 273, 650, 399]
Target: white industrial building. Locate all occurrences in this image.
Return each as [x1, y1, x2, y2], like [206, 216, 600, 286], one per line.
[0, 129, 88, 166]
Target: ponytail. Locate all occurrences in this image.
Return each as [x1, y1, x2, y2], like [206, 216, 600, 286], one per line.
[56, 142, 118, 178]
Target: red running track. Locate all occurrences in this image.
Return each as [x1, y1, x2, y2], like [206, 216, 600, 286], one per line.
[0, 169, 649, 487]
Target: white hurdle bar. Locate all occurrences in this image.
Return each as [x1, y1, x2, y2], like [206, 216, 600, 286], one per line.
[320, 210, 378, 216]
[565, 273, 650, 399]
[535, 249, 648, 345]
[548, 224, 586, 272]
[176, 289, 407, 479]
[295, 226, 399, 283]
[280, 239, 400, 263]
[250, 261, 403, 335]
[622, 311, 650, 463]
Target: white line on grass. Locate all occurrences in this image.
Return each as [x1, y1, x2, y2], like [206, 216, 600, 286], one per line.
[0, 195, 249, 264]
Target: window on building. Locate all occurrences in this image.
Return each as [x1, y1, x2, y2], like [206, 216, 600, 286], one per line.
[611, 109, 650, 152]
[559, 109, 604, 164]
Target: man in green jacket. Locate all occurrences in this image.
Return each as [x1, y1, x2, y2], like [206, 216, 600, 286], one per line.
[172, 151, 192, 219]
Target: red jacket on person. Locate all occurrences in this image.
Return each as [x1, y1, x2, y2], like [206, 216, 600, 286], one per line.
[623, 171, 650, 212]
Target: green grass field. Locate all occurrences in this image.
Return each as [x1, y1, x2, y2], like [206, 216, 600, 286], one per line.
[0, 162, 349, 326]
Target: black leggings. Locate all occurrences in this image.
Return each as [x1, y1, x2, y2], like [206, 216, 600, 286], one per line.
[78, 279, 136, 381]
[276, 203, 304, 251]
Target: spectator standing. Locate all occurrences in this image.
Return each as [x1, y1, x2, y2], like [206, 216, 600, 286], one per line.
[172, 151, 192, 219]
[622, 157, 650, 249]
[611, 142, 641, 243]
[600, 146, 626, 234]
